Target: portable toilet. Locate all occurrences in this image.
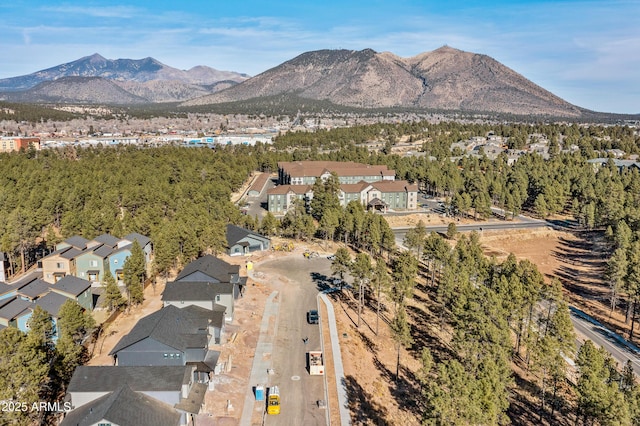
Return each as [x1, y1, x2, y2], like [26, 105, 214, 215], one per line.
[255, 385, 265, 401]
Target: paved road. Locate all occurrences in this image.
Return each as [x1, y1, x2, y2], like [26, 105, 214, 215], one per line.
[258, 255, 334, 426]
[570, 308, 640, 375]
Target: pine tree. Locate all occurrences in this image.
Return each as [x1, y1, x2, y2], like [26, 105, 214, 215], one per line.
[390, 304, 413, 381]
[123, 239, 146, 306]
[101, 268, 126, 312]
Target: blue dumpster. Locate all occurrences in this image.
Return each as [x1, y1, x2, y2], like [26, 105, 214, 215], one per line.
[255, 385, 265, 401]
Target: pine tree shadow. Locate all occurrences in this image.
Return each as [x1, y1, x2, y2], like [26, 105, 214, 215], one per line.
[344, 375, 390, 425]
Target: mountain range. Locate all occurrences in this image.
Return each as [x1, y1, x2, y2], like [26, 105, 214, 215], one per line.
[0, 53, 249, 104]
[0, 47, 603, 118]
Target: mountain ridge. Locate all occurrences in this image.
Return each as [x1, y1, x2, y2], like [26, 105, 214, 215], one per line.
[0, 47, 604, 117]
[182, 46, 583, 117]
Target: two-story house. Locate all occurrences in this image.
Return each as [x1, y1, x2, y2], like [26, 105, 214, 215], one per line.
[172, 255, 245, 321]
[109, 305, 221, 382]
[66, 365, 206, 426]
[60, 384, 181, 426]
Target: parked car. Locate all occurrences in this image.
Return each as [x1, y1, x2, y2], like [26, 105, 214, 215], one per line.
[307, 310, 319, 324]
[327, 254, 335, 260]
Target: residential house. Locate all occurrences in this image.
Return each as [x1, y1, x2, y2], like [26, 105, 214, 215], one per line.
[173, 255, 244, 321]
[109, 305, 220, 382]
[66, 365, 206, 425]
[50, 275, 93, 311]
[41, 246, 82, 284]
[119, 232, 153, 264]
[587, 158, 640, 173]
[60, 384, 181, 426]
[162, 282, 228, 332]
[0, 297, 33, 332]
[105, 245, 132, 284]
[175, 255, 241, 285]
[226, 224, 271, 256]
[75, 244, 113, 286]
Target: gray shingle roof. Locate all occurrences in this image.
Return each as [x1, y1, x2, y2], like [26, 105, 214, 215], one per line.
[109, 305, 211, 355]
[60, 384, 181, 426]
[91, 234, 121, 248]
[183, 304, 225, 329]
[226, 224, 270, 247]
[62, 236, 90, 250]
[17, 279, 51, 299]
[0, 298, 33, 321]
[0, 282, 14, 296]
[176, 255, 240, 283]
[51, 275, 91, 297]
[93, 244, 115, 258]
[162, 281, 230, 302]
[68, 366, 192, 393]
[35, 291, 71, 318]
[122, 232, 152, 247]
[59, 247, 82, 260]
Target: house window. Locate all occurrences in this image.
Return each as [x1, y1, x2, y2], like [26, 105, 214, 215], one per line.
[56, 262, 64, 269]
[216, 295, 221, 302]
[90, 260, 98, 267]
[176, 353, 180, 358]
[164, 354, 168, 358]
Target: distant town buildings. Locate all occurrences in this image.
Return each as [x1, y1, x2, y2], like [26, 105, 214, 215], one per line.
[0, 136, 40, 152]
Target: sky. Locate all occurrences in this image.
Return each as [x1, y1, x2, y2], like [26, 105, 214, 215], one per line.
[1, 1, 638, 114]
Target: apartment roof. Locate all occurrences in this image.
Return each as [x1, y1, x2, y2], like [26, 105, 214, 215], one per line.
[369, 180, 419, 192]
[278, 161, 395, 178]
[267, 184, 312, 195]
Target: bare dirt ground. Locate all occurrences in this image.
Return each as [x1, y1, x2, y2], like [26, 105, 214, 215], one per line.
[321, 221, 618, 426]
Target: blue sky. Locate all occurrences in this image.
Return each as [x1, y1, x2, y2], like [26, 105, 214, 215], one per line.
[1, 1, 638, 114]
